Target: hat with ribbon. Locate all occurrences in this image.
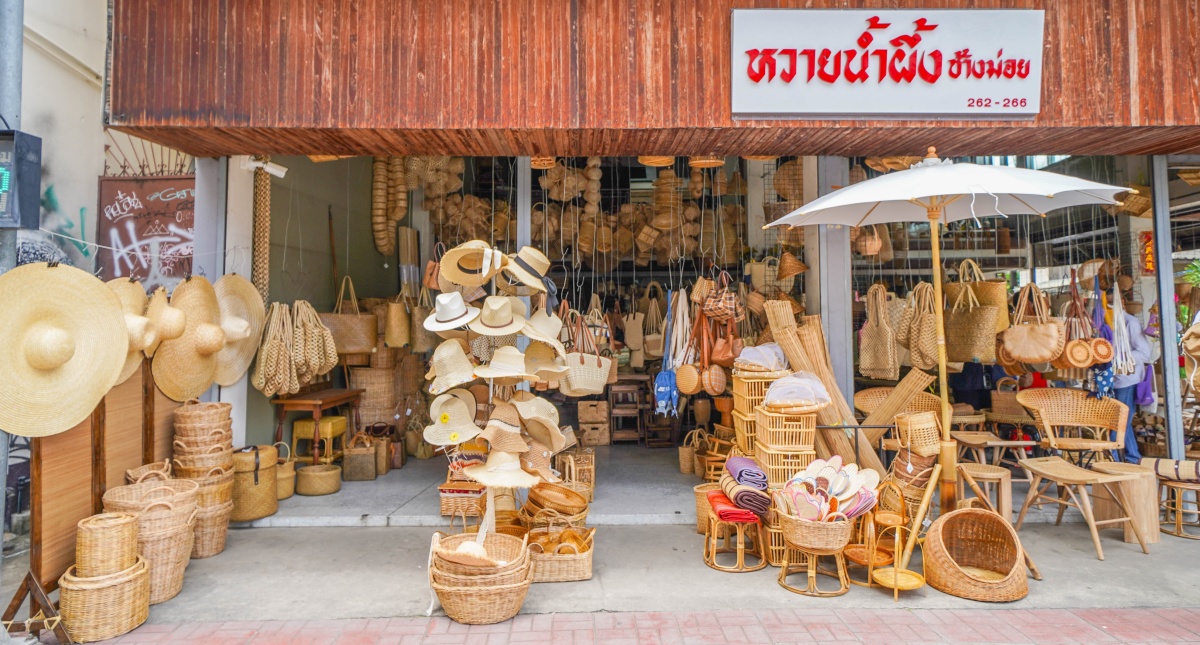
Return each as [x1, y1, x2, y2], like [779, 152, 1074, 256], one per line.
[498, 247, 558, 307]
[106, 277, 157, 386]
[214, 274, 266, 387]
[153, 276, 226, 402]
[462, 449, 539, 489]
[143, 286, 186, 358]
[510, 390, 565, 452]
[440, 241, 507, 288]
[520, 439, 560, 483]
[474, 346, 537, 381]
[426, 339, 478, 394]
[424, 392, 481, 446]
[468, 296, 528, 337]
[424, 291, 481, 332]
[477, 400, 530, 453]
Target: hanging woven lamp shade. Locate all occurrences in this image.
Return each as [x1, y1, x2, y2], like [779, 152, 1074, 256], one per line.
[688, 155, 724, 168]
[777, 252, 807, 279]
[742, 156, 778, 161]
[531, 156, 557, 170]
[638, 156, 675, 167]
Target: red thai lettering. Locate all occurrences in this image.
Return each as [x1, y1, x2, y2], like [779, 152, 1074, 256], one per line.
[843, 49, 870, 83]
[799, 49, 816, 82]
[1016, 60, 1031, 78]
[918, 51, 942, 83]
[888, 50, 917, 83]
[872, 49, 889, 82]
[779, 48, 797, 82]
[745, 49, 778, 83]
[817, 49, 842, 83]
[949, 48, 972, 79]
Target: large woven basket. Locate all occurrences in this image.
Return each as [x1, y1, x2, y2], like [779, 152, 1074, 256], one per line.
[431, 561, 533, 625]
[125, 460, 172, 485]
[172, 429, 233, 455]
[528, 523, 594, 583]
[75, 513, 138, 578]
[894, 411, 941, 457]
[188, 467, 234, 509]
[231, 446, 278, 521]
[140, 520, 194, 605]
[59, 556, 149, 643]
[102, 480, 199, 534]
[528, 483, 588, 516]
[692, 483, 722, 534]
[296, 464, 342, 496]
[173, 418, 233, 440]
[924, 509, 1028, 602]
[173, 447, 235, 478]
[173, 400, 232, 425]
[191, 500, 234, 559]
[778, 513, 853, 555]
[432, 531, 530, 577]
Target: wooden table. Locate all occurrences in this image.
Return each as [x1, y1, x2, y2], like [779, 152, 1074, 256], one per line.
[272, 388, 365, 464]
[952, 430, 1037, 480]
[1090, 462, 1160, 545]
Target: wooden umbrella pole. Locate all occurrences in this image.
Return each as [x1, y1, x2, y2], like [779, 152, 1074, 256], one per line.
[926, 203, 958, 515]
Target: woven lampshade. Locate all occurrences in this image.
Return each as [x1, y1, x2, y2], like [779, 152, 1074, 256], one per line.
[531, 156, 556, 170]
[688, 156, 724, 168]
[638, 156, 675, 167]
[777, 252, 807, 279]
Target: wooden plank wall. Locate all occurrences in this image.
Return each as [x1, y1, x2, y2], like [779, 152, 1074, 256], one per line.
[107, 0, 1200, 156]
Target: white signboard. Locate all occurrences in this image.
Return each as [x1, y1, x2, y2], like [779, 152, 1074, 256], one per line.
[731, 9, 1045, 118]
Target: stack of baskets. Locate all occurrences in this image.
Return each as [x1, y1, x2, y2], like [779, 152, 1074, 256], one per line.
[102, 479, 198, 604]
[752, 404, 818, 489]
[231, 445, 279, 522]
[429, 531, 533, 625]
[518, 483, 590, 530]
[731, 369, 790, 456]
[59, 513, 149, 642]
[439, 469, 486, 517]
[172, 400, 235, 558]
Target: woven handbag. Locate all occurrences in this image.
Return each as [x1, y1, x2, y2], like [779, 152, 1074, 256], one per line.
[423, 243, 445, 291]
[561, 312, 611, 396]
[702, 271, 745, 323]
[854, 225, 882, 256]
[639, 281, 666, 316]
[675, 300, 705, 396]
[585, 294, 610, 351]
[1002, 284, 1061, 363]
[944, 287, 998, 364]
[691, 273, 715, 304]
[319, 276, 377, 355]
[859, 284, 900, 379]
[643, 296, 665, 358]
[384, 296, 411, 348]
[944, 259, 1011, 333]
[411, 287, 437, 353]
[906, 283, 939, 371]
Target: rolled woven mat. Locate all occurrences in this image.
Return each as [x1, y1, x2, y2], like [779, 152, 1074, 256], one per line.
[1142, 458, 1200, 482]
[705, 490, 760, 523]
[720, 474, 771, 518]
[724, 456, 768, 491]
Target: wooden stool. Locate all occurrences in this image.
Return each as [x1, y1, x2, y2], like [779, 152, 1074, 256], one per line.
[704, 512, 767, 573]
[1091, 462, 1160, 545]
[957, 462, 1013, 521]
[1015, 456, 1149, 560]
[1160, 480, 1200, 540]
[778, 547, 850, 597]
[951, 413, 986, 435]
[292, 416, 348, 465]
[952, 430, 1036, 481]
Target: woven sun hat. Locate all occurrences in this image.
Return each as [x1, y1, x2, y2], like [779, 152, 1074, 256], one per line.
[143, 286, 185, 358]
[106, 278, 156, 386]
[424, 291, 481, 332]
[213, 274, 266, 387]
[427, 339, 478, 395]
[520, 439, 561, 483]
[525, 341, 569, 381]
[478, 400, 530, 453]
[474, 346, 537, 381]
[440, 240, 508, 288]
[152, 276, 226, 402]
[468, 296, 528, 337]
[435, 540, 501, 568]
[521, 307, 568, 358]
[510, 391, 565, 452]
[499, 246, 551, 294]
[424, 393, 481, 446]
[463, 450, 539, 489]
[0, 263, 127, 437]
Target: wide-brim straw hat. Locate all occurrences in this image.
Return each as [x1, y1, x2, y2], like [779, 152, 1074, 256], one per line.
[525, 341, 569, 381]
[463, 450, 539, 489]
[214, 274, 265, 387]
[468, 296, 528, 337]
[521, 308, 567, 358]
[777, 252, 808, 280]
[0, 263, 128, 437]
[500, 246, 551, 293]
[436, 541, 500, 568]
[106, 278, 155, 386]
[520, 439, 560, 483]
[424, 291, 481, 332]
[153, 276, 225, 401]
[143, 287, 185, 358]
[440, 241, 508, 288]
[478, 401, 530, 453]
[424, 394, 480, 446]
[427, 339, 478, 395]
[474, 346, 537, 381]
[510, 391, 564, 452]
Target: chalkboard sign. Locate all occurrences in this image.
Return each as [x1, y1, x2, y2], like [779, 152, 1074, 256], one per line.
[96, 175, 195, 290]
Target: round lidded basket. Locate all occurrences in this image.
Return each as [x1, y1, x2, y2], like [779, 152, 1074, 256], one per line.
[231, 446, 279, 522]
[75, 513, 138, 578]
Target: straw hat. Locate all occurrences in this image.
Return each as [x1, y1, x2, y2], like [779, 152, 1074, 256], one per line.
[478, 400, 530, 453]
[152, 276, 226, 401]
[424, 393, 481, 446]
[511, 391, 565, 452]
[426, 339, 478, 395]
[499, 246, 551, 293]
[520, 439, 560, 483]
[463, 450, 539, 488]
[468, 296, 528, 337]
[468, 383, 491, 425]
[525, 341, 568, 381]
[474, 346, 537, 381]
[0, 263, 128, 437]
[440, 241, 508, 288]
[522, 308, 567, 357]
[214, 274, 266, 387]
[435, 540, 501, 568]
[424, 291, 481, 332]
[106, 278, 156, 386]
[143, 287, 185, 358]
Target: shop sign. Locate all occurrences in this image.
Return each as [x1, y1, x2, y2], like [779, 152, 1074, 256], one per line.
[731, 9, 1045, 119]
[96, 175, 195, 291]
[1139, 230, 1155, 277]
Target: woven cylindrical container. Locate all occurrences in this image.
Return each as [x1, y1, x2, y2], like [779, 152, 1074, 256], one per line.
[275, 442, 296, 500]
[778, 513, 853, 555]
[140, 520, 194, 605]
[173, 400, 232, 425]
[59, 557, 149, 643]
[231, 446, 279, 521]
[75, 513, 138, 578]
[191, 500, 234, 559]
[189, 466, 234, 509]
[102, 480, 199, 535]
[693, 483, 721, 534]
[296, 464, 342, 496]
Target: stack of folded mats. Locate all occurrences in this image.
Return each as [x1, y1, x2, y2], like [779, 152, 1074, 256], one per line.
[706, 490, 760, 523]
[720, 456, 771, 518]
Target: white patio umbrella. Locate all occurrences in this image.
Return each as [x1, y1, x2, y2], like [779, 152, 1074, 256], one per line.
[767, 147, 1130, 512]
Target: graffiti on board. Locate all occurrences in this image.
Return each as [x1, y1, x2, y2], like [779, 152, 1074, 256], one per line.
[95, 175, 195, 290]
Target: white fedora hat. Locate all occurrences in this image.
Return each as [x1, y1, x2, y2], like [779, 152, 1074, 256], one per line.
[468, 296, 528, 337]
[424, 291, 481, 332]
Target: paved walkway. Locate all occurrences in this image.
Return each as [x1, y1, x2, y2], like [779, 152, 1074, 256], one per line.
[95, 607, 1200, 644]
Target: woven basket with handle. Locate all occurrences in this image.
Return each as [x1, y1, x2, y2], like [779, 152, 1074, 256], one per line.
[59, 556, 149, 642]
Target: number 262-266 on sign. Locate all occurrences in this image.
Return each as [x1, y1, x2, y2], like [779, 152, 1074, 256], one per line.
[967, 98, 1029, 108]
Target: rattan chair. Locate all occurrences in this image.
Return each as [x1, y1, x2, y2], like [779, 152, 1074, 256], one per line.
[1015, 388, 1127, 464]
[700, 437, 734, 483]
[854, 388, 941, 452]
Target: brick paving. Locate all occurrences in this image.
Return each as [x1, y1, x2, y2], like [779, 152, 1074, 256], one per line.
[92, 607, 1200, 644]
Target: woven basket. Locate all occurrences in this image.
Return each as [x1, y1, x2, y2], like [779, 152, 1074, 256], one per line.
[754, 406, 816, 451]
[173, 447, 234, 478]
[519, 505, 589, 530]
[173, 399, 232, 425]
[191, 500, 234, 559]
[231, 446, 278, 522]
[559, 457, 594, 503]
[76, 513, 138, 578]
[528, 484, 588, 516]
[125, 460, 172, 485]
[638, 156, 674, 167]
[432, 531, 530, 577]
[343, 434, 377, 481]
[778, 513, 853, 555]
[374, 435, 392, 477]
[350, 367, 397, 408]
[172, 428, 233, 455]
[430, 535, 530, 586]
[693, 483, 722, 534]
[924, 509, 1028, 602]
[894, 411, 941, 458]
[59, 557, 149, 643]
[140, 520, 194, 604]
[679, 429, 706, 474]
[275, 442, 296, 500]
[440, 475, 486, 517]
[173, 418, 233, 441]
[103, 480, 199, 534]
[528, 525, 594, 583]
[296, 464, 342, 496]
[431, 563, 533, 625]
[187, 467, 234, 509]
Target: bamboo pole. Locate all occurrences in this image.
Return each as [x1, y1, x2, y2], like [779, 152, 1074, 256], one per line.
[925, 202, 958, 515]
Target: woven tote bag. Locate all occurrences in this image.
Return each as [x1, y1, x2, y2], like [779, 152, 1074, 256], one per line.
[384, 296, 411, 348]
[944, 259, 1011, 333]
[561, 313, 610, 396]
[319, 276, 377, 355]
[944, 287, 998, 364]
[859, 284, 899, 379]
[1002, 284, 1061, 364]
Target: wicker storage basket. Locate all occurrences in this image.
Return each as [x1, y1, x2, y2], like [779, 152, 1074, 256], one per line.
[693, 482, 722, 534]
[554, 448, 596, 486]
[432, 532, 530, 577]
[140, 520, 194, 605]
[924, 509, 1028, 602]
[374, 435, 392, 476]
[440, 474, 486, 517]
[59, 556, 150, 643]
[188, 467, 234, 509]
[343, 434, 378, 481]
[754, 406, 817, 451]
[75, 513, 138, 578]
[431, 562, 533, 625]
[296, 464, 342, 496]
[753, 443, 816, 489]
[519, 506, 589, 530]
[275, 442, 296, 500]
[731, 410, 757, 456]
[732, 373, 780, 414]
[231, 446, 278, 522]
[778, 513, 853, 555]
[125, 460, 171, 485]
[103, 480, 199, 534]
[765, 522, 788, 567]
[172, 428, 233, 455]
[679, 429, 705, 474]
[191, 500, 234, 559]
[528, 524, 594, 583]
[350, 367, 397, 408]
[173, 418, 233, 441]
[173, 447, 234, 478]
[528, 483, 588, 516]
[894, 411, 941, 457]
[173, 399, 232, 425]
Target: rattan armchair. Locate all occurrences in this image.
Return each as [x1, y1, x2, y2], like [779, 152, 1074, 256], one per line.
[1015, 388, 1127, 463]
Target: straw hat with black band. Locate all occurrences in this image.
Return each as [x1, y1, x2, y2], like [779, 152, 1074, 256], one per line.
[498, 246, 556, 300]
[143, 286, 186, 358]
[153, 276, 226, 401]
[0, 263, 128, 437]
[214, 274, 266, 387]
[440, 241, 507, 288]
[106, 277, 157, 386]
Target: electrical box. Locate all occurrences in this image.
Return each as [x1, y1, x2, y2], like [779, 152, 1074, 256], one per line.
[0, 131, 43, 230]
